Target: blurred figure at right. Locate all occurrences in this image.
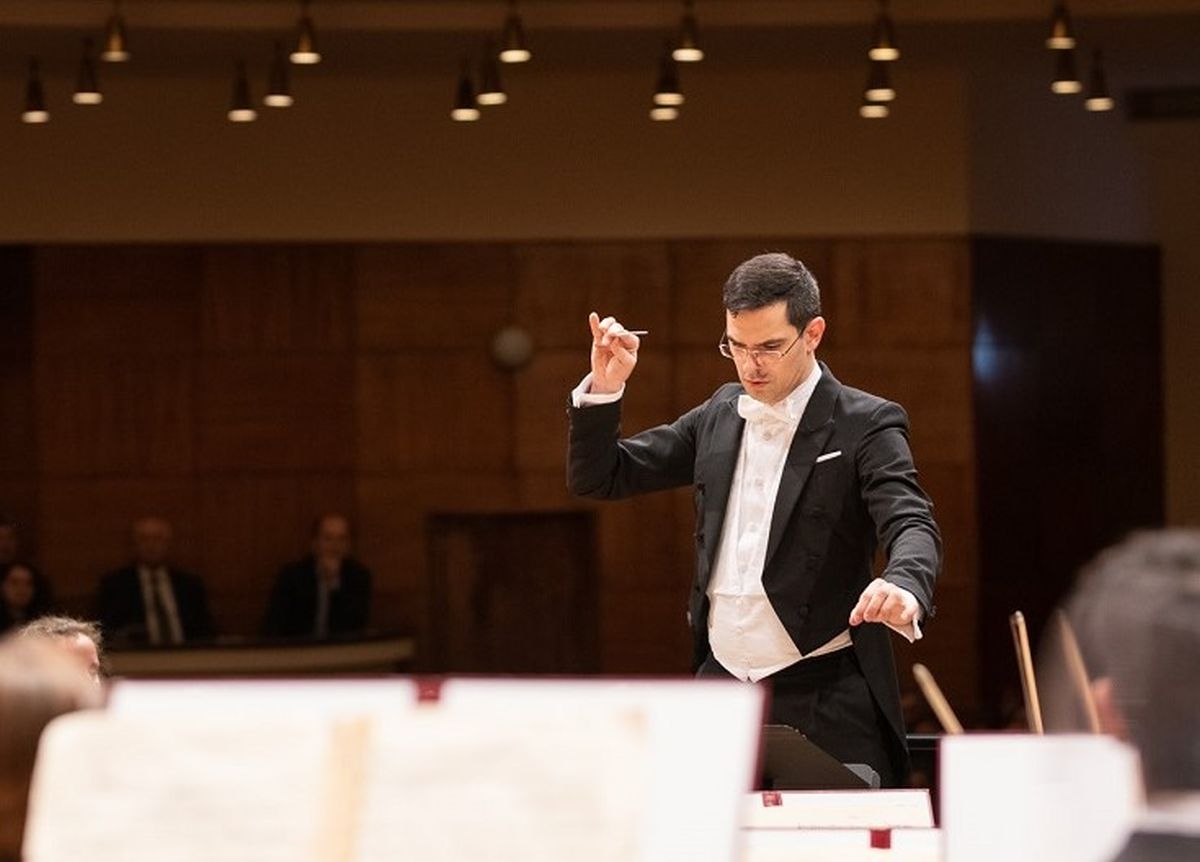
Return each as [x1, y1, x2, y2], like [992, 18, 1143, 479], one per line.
[1061, 529, 1200, 862]
[263, 513, 372, 640]
[1, 563, 53, 636]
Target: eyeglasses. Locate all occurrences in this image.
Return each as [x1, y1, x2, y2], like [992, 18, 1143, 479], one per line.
[718, 333, 802, 365]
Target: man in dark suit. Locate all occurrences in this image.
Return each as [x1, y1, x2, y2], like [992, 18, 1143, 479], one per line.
[1064, 531, 1200, 862]
[567, 252, 940, 786]
[263, 513, 371, 640]
[97, 516, 214, 645]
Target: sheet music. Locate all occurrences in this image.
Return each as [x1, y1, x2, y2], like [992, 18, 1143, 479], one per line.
[23, 711, 335, 862]
[740, 789, 935, 829]
[354, 706, 649, 862]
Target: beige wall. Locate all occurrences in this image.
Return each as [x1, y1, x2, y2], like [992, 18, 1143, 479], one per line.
[0, 58, 970, 242]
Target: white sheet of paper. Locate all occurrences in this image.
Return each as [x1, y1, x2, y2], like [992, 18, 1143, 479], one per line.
[740, 789, 935, 829]
[107, 678, 419, 717]
[23, 711, 338, 862]
[941, 734, 1141, 862]
[354, 706, 649, 862]
[739, 827, 941, 862]
[439, 678, 764, 862]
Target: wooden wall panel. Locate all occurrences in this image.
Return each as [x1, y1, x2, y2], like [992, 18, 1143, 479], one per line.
[201, 246, 353, 353]
[33, 247, 201, 355]
[15, 237, 981, 703]
[514, 243, 673, 349]
[198, 355, 354, 472]
[355, 244, 515, 351]
[0, 360, 34, 476]
[355, 353, 512, 474]
[830, 240, 971, 350]
[36, 355, 195, 477]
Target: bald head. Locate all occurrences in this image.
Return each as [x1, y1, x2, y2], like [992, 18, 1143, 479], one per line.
[132, 517, 173, 568]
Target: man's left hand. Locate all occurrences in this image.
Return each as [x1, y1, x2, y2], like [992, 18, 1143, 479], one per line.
[849, 578, 920, 628]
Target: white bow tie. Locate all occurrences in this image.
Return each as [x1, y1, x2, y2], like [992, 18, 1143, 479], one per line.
[737, 394, 795, 426]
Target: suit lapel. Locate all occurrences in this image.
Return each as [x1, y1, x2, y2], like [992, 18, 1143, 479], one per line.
[765, 364, 839, 567]
[700, 391, 744, 576]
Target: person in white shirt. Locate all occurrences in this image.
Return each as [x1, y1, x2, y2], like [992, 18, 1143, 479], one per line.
[567, 252, 941, 786]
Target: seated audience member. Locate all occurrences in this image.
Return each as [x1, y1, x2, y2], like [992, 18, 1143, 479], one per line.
[0, 563, 53, 635]
[1062, 529, 1200, 862]
[263, 513, 371, 640]
[18, 616, 104, 685]
[97, 516, 214, 646]
[0, 637, 103, 862]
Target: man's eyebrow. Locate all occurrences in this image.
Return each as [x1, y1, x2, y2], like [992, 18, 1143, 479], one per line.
[726, 335, 786, 348]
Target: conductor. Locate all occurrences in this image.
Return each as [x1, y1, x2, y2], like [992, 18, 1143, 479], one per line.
[566, 252, 941, 786]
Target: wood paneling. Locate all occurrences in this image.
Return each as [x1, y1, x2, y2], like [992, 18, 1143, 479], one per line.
[36, 355, 195, 476]
[34, 247, 201, 355]
[198, 355, 354, 472]
[356, 244, 515, 351]
[201, 246, 353, 353]
[13, 237, 984, 709]
[514, 243, 673, 348]
[355, 353, 512, 473]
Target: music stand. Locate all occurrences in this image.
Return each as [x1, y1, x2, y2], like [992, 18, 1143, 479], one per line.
[756, 724, 875, 790]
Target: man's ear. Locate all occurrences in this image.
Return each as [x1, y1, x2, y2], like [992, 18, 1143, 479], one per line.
[1091, 676, 1130, 739]
[805, 316, 826, 352]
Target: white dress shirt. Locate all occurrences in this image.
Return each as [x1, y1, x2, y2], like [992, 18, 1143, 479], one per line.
[706, 366, 828, 681]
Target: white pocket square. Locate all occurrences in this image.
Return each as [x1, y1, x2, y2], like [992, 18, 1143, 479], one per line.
[815, 450, 842, 464]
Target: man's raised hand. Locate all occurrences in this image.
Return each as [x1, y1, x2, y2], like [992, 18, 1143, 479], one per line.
[589, 311, 640, 394]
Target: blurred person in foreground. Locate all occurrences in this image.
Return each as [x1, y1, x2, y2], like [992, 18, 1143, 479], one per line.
[0, 637, 103, 862]
[1056, 529, 1200, 862]
[18, 616, 105, 685]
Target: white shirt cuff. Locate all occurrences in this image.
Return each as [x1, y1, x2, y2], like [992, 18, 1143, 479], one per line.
[571, 373, 625, 408]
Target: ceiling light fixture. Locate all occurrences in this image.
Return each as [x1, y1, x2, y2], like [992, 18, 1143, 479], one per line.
[477, 42, 507, 106]
[73, 38, 103, 105]
[499, 1, 532, 64]
[859, 99, 889, 119]
[265, 41, 294, 107]
[1046, 2, 1076, 50]
[291, 0, 321, 65]
[228, 60, 258, 122]
[673, 0, 704, 63]
[1084, 50, 1115, 111]
[650, 106, 679, 121]
[22, 58, 49, 123]
[1051, 48, 1082, 94]
[100, 0, 131, 63]
[654, 47, 684, 107]
[868, 0, 900, 62]
[452, 60, 481, 121]
[865, 59, 896, 102]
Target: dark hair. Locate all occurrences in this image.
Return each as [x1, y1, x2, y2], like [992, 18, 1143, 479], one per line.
[1067, 529, 1200, 792]
[722, 253, 821, 330]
